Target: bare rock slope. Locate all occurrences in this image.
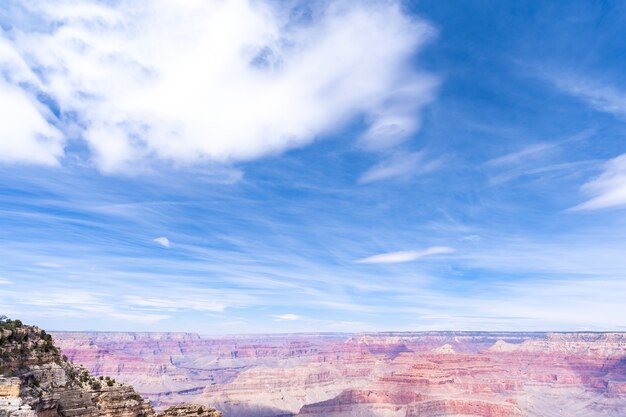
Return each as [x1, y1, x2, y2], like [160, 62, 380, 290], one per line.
[0, 318, 221, 417]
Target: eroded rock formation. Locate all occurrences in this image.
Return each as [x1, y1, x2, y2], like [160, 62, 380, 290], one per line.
[0, 318, 220, 417]
[52, 331, 626, 417]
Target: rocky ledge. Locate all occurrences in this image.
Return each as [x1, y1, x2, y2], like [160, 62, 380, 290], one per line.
[160, 405, 220, 417]
[0, 317, 221, 417]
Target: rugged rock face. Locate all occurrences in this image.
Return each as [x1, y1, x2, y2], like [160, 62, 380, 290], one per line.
[0, 318, 221, 417]
[160, 405, 220, 417]
[53, 331, 626, 417]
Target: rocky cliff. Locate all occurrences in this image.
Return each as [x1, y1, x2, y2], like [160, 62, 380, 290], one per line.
[0, 317, 221, 417]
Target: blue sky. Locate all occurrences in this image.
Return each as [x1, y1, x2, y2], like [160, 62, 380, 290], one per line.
[1, 0, 626, 333]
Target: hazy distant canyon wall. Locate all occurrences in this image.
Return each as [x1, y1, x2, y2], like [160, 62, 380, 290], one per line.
[53, 332, 626, 417]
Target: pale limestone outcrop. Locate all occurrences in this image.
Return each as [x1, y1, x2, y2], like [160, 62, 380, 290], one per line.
[429, 344, 456, 355]
[0, 378, 36, 417]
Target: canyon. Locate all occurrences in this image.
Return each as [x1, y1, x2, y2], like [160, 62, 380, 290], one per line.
[52, 331, 626, 417]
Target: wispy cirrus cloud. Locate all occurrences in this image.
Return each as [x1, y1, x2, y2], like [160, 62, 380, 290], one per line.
[359, 151, 443, 184]
[124, 292, 254, 313]
[35, 261, 63, 269]
[486, 143, 558, 167]
[542, 75, 626, 211]
[0, 0, 436, 173]
[355, 246, 455, 264]
[549, 75, 626, 119]
[539, 73, 626, 211]
[9, 289, 171, 324]
[571, 153, 626, 211]
[485, 130, 595, 186]
[272, 314, 302, 321]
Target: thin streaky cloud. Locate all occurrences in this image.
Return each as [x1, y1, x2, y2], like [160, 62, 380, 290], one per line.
[548, 75, 626, 119]
[359, 151, 443, 184]
[485, 130, 596, 186]
[35, 262, 63, 269]
[571, 153, 626, 211]
[272, 314, 302, 321]
[486, 130, 593, 168]
[488, 160, 598, 186]
[355, 247, 455, 264]
[486, 143, 557, 167]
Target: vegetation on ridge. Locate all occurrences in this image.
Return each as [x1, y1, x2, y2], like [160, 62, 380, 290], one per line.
[0, 315, 222, 417]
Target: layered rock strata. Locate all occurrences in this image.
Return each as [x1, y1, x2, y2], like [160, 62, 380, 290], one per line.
[53, 331, 626, 417]
[0, 318, 220, 417]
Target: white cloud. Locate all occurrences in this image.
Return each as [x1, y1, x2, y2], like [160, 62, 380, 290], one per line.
[1, 0, 436, 172]
[0, 79, 64, 166]
[550, 75, 626, 119]
[16, 289, 171, 324]
[125, 295, 231, 313]
[0, 36, 65, 165]
[355, 246, 455, 264]
[571, 153, 626, 210]
[359, 151, 442, 184]
[272, 313, 302, 321]
[35, 261, 63, 268]
[486, 143, 557, 167]
[153, 236, 171, 248]
[486, 131, 593, 170]
[0, 277, 12, 285]
[461, 235, 481, 242]
[485, 131, 595, 186]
